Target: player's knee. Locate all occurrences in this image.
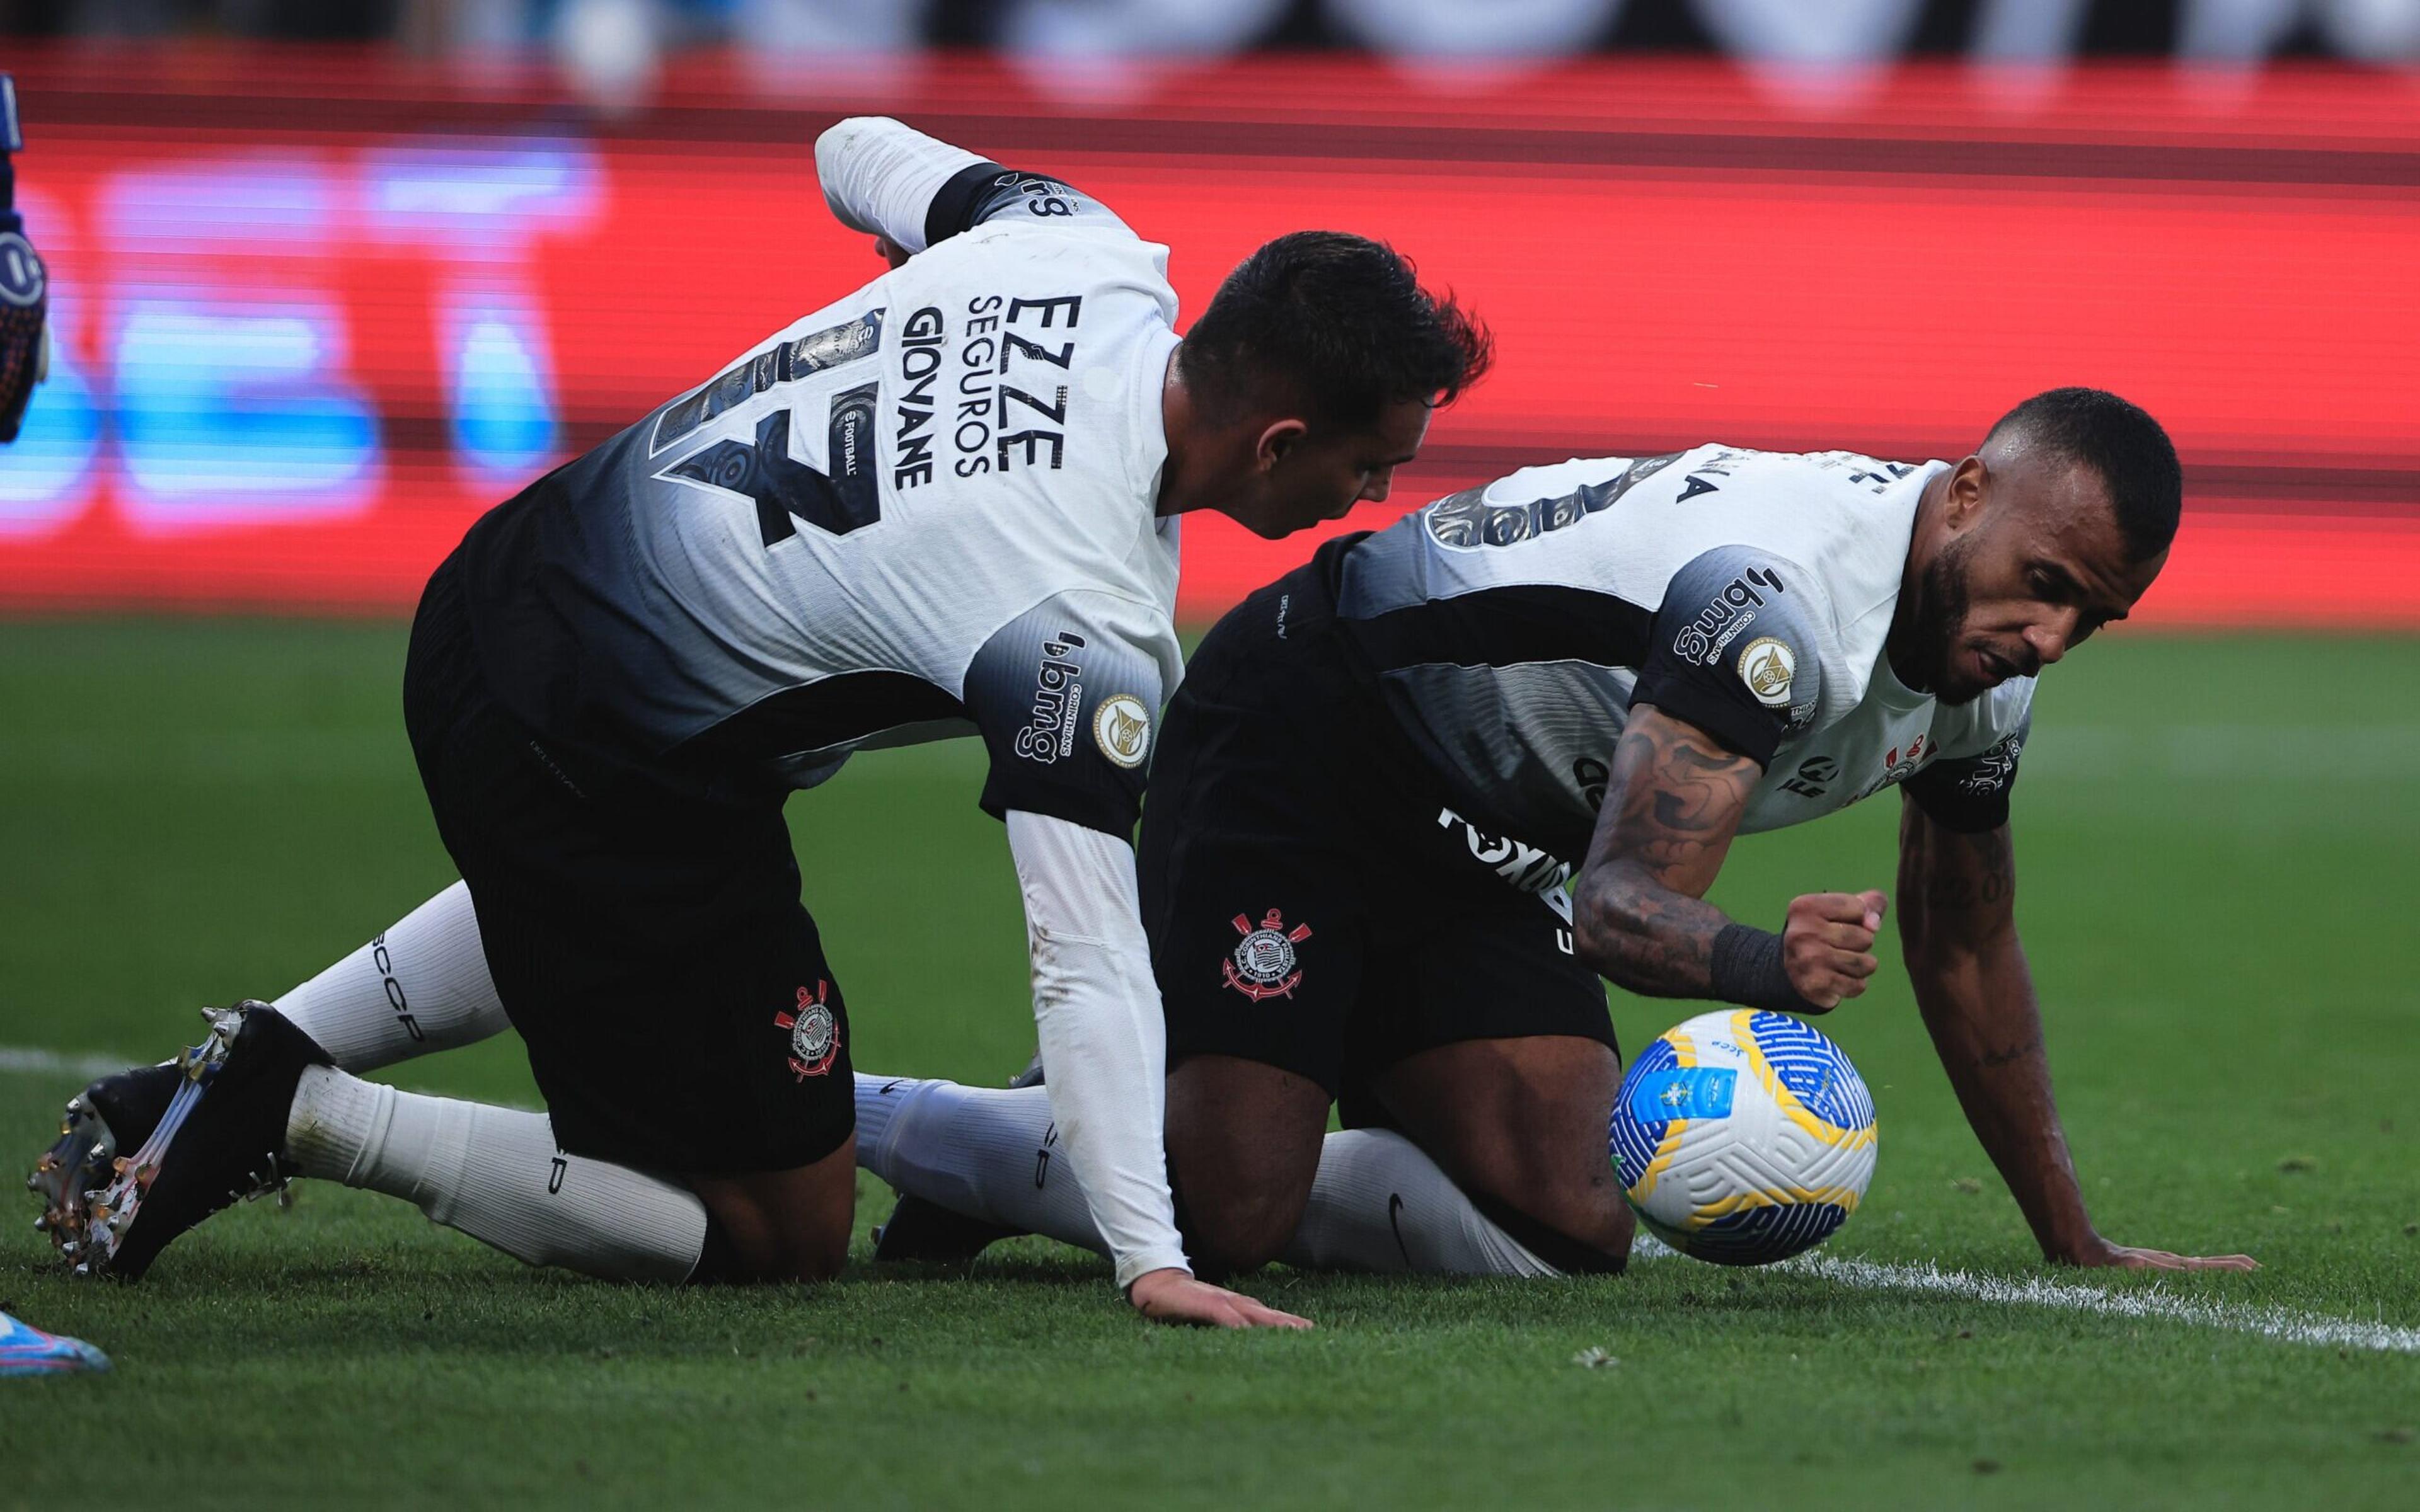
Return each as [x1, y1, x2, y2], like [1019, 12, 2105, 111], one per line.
[1472, 1178, 1635, 1277]
[1548, 1183, 1635, 1269]
[694, 1220, 848, 1285]
[1166, 1057, 1328, 1275]
[1589, 1202, 1636, 1274]
[689, 1178, 852, 1285]
[1177, 1175, 1305, 1276]
[754, 1219, 850, 1284]
[1167, 1128, 1316, 1275]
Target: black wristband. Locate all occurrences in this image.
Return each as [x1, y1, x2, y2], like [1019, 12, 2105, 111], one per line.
[1710, 922, 1823, 1015]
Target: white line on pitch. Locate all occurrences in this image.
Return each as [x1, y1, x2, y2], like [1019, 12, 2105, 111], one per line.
[1625, 1235, 2419, 1353]
[0, 1046, 141, 1080]
[1801, 1254, 2420, 1353]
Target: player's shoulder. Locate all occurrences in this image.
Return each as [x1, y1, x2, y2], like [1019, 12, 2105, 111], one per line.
[1671, 447, 1939, 630]
[1673, 445, 1932, 541]
[905, 218, 1176, 307]
[965, 515, 1183, 672]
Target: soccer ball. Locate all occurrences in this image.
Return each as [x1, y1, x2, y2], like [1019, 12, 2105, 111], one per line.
[1608, 1009, 1878, 1266]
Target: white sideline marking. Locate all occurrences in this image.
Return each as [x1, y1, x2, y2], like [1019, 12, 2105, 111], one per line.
[1637, 1234, 2419, 1352]
[1796, 1256, 2420, 1354]
[0, 1046, 139, 1081]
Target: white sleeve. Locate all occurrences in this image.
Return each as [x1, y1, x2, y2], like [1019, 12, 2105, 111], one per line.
[1003, 808, 1190, 1288]
[813, 116, 988, 255]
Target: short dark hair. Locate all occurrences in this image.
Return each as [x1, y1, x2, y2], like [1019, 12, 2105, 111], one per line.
[1182, 231, 1492, 428]
[1985, 387, 2182, 561]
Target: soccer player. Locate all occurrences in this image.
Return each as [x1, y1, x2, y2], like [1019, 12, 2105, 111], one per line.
[850, 390, 2258, 1280]
[30, 118, 1490, 1327]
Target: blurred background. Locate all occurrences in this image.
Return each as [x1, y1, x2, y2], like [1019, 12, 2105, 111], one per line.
[0, 1, 2413, 622]
[6, 18, 2415, 1498]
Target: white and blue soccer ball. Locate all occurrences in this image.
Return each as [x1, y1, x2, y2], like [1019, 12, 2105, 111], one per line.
[1608, 1010, 1878, 1266]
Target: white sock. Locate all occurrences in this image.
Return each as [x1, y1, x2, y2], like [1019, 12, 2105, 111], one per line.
[1282, 1128, 1557, 1278]
[853, 1073, 1102, 1251]
[853, 1075, 1558, 1279]
[275, 882, 509, 1073]
[284, 1065, 706, 1282]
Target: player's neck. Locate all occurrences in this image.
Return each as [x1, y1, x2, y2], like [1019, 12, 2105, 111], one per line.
[1884, 471, 1954, 693]
[1154, 346, 1200, 517]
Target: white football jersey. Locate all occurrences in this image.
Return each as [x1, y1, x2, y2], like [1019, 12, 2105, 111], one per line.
[1310, 445, 2033, 862]
[459, 175, 1184, 835]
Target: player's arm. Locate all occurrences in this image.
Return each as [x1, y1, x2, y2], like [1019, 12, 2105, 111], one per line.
[1570, 706, 1884, 1010]
[1896, 750, 2255, 1271]
[1570, 546, 1882, 1010]
[967, 597, 1305, 1329]
[1003, 812, 1306, 1329]
[813, 115, 1129, 266]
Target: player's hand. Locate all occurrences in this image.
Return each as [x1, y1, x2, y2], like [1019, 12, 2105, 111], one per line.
[1781, 890, 1888, 1010]
[872, 234, 911, 270]
[1127, 1268, 1313, 1329]
[2058, 1235, 2259, 1271]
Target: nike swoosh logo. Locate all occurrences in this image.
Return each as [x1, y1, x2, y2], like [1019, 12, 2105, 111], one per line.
[1387, 1193, 1412, 1267]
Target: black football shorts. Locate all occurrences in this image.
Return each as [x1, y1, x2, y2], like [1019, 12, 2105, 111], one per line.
[401, 553, 853, 1174]
[1141, 569, 1617, 1111]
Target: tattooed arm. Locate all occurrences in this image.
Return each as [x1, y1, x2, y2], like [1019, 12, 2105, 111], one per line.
[1570, 705, 1885, 1008]
[1897, 794, 2255, 1271]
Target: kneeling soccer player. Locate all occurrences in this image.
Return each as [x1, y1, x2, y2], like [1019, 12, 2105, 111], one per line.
[29, 118, 1490, 1327]
[853, 389, 2258, 1279]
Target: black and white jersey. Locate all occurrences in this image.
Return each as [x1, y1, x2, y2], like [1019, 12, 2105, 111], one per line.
[1319, 446, 2033, 864]
[456, 168, 1182, 838]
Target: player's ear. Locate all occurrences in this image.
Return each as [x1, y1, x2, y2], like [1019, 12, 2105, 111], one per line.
[1945, 454, 1990, 530]
[1254, 418, 1308, 472]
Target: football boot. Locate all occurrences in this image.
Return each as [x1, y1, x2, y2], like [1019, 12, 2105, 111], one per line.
[64, 1002, 328, 1281]
[0, 1309, 110, 1376]
[870, 1191, 1020, 1269]
[27, 1058, 182, 1260]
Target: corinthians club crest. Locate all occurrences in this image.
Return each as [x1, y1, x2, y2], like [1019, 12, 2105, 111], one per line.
[1223, 908, 1312, 1002]
[775, 981, 841, 1080]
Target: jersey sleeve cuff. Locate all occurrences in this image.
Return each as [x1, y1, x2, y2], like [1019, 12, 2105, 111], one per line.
[979, 774, 1140, 841]
[1904, 779, 2012, 833]
[1628, 680, 1786, 769]
[1115, 1247, 1194, 1290]
[923, 160, 1011, 248]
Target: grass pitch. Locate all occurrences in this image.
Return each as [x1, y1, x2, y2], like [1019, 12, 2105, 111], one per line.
[2, 619, 2416, 1509]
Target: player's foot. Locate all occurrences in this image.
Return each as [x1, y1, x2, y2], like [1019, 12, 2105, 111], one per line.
[871, 1192, 1019, 1268]
[27, 1059, 182, 1260]
[61, 1002, 330, 1282]
[868, 1052, 1042, 1266]
[0, 1310, 112, 1376]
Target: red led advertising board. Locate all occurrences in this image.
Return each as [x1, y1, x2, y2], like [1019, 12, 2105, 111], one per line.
[2, 50, 2413, 624]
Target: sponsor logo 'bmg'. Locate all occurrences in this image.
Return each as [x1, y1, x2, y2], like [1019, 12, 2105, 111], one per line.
[1013, 632, 1086, 763]
[1671, 565, 1787, 665]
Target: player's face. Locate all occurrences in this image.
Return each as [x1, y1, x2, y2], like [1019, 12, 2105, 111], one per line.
[1232, 398, 1432, 540]
[1918, 462, 2162, 705]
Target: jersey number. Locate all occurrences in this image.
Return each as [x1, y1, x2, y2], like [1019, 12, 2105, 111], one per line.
[661, 387, 881, 546]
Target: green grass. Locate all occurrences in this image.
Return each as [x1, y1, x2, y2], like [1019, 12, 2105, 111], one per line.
[3, 620, 2417, 1509]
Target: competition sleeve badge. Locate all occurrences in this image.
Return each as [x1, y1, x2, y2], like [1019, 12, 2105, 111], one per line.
[775, 982, 841, 1080]
[1092, 693, 1150, 769]
[1737, 637, 1797, 707]
[1222, 908, 1312, 1002]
